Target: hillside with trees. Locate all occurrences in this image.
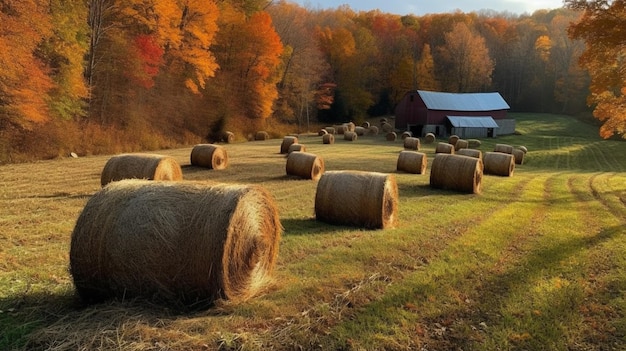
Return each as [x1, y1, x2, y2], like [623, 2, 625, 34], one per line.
[0, 0, 620, 163]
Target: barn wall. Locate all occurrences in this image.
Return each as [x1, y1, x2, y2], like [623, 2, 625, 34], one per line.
[496, 119, 516, 135]
[451, 127, 492, 139]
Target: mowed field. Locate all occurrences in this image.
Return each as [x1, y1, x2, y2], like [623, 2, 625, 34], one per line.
[1, 113, 625, 350]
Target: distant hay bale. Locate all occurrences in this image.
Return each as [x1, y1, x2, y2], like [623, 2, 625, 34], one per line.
[380, 118, 388, 125]
[368, 126, 379, 135]
[318, 129, 328, 136]
[512, 148, 525, 165]
[401, 131, 412, 139]
[403, 137, 421, 150]
[355, 126, 366, 136]
[70, 179, 282, 306]
[381, 122, 393, 133]
[315, 171, 398, 229]
[455, 139, 469, 151]
[386, 132, 397, 141]
[190, 144, 228, 170]
[286, 152, 324, 181]
[287, 143, 306, 154]
[448, 135, 459, 146]
[456, 148, 482, 160]
[255, 131, 270, 140]
[100, 153, 183, 187]
[435, 142, 455, 154]
[494, 143, 514, 154]
[344, 131, 358, 141]
[484, 151, 515, 176]
[336, 125, 346, 134]
[424, 133, 436, 144]
[468, 139, 482, 148]
[397, 151, 427, 174]
[362, 121, 370, 129]
[322, 133, 335, 144]
[346, 122, 356, 132]
[430, 154, 483, 194]
[222, 131, 235, 143]
[280, 136, 298, 154]
[325, 127, 336, 134]
[517, 145, 528, 154]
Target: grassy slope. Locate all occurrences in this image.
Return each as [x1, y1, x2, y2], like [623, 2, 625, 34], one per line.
[0, 113, 624, 350]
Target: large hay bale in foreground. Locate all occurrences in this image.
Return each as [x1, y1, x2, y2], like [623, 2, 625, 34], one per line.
[190, 144, 228, 170]
[280, 136, 298, 154]
[430, 154, 483, 194]
[512, 148, 525, 165]
[435, 142, 455, 154]
[344, 131, 357, 141]
[386, 132, 397, 141]
[286, 152, 324, 181]
[494, 143, 514, 154]
[322, 133, 335, 144]
[424, 133, 436, 144]
[70, 180, 282, 307]
[287, 143, 306, 154]
[100, 154, 183, 187]
[455, 139, 469, 151]
[255, 131, 270, 140]
[315, 171, 398, 229]
[403, 137, 421, 151]
[397, 151, 427, 174]
[483, 151, 515, 176]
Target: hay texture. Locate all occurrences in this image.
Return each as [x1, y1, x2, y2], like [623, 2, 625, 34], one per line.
[397, 151, 427, 174]
[70, 179, 282, 307]
[483, 151, 515, 176]
[435, 142, 455, 154]
[424, 133, 436, 144]
[456, 148, 483, 160]
[315, 171, 398, 229]
[280, 136, 298, 154]
[287, 143, 306, 154]
[255, 131, 270, 140]
[512, 148, 525, 165]
[494, 143, 514, 154]
[430, 154, 483, 194]
[386, 132, 397, 141]
[100, 153, 183, 187]
[403, 137, 421, 151]
[190, 144, 228, 170]
[448, 135, 459, 146]
[322, 133, 335, 144]
[286, 152, 325, 181]
[344, 131, 358, 141]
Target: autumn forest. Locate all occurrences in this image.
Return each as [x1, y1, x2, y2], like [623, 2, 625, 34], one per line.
[0, 0, 623, 163]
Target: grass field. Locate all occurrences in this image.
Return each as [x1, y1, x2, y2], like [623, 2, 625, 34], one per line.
[1, 113, 625, 350]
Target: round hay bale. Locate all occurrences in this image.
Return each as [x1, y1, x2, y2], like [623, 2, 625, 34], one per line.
[255, 131, 270, 140]
[286, 152, 324, 181]
[386, 132, 397, 141]
[512, 148, 525, 165]
[397, 151, 427, 174]
[222, 131, 235, 143]
[468, 139, 482, 148]
[315, 171, 398, 229]
[69, 179, 282, 306]
[355, 126, 366, 136]
[401, 131, 412, 139]
[280, 136, 298, 154]
[456, 148, 482, 160]
[455, 139, 469, 151]
[318, 129, 328, 136]
[381, 122, 393, 133]
[424, 133, 436, 144]
[403, 137, 421, 151]
[70, 152, 78, 158]
[368, 126, 379, 135]
[336, 125, 346, 135]
[430, 154, 483, 194]
[344, 131, 358, 141]
[483, 151, 515, 176]
[190, 144, 228, 170]
[287, 143, 306, 154]
[362, 121, 370, 129]
[435, 142, 455, 154]
[494, 143, 514, 154]
[517, 145, 528, 154]
[346, 122, 356, 132]
[448, 135, 459, 146]
[322, 133, 335, 144]
[325, 127, 336, 134]
[100, 153, 183, 187]
[380, 118, 388, 125]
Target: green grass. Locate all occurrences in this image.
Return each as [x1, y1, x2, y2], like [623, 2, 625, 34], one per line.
[0, 113, 625, 350]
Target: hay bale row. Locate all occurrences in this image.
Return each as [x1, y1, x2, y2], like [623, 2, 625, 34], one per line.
[403, 137, 420, 151]
[315, 171, 398, 229]
[424, 133, 436, 144]
[100, 154, 183, 187]
[70, 179, 282, 306]
[190, 144, 228, 170]
[483, 151, 515, 176]
[397, 151, 427, 174]
[255, 131, 270, 140]
[286, 152, 324, 181]
[280, 136, 298, 154]
[494, 143, 514, 154]
[323, 133, 335, 144]
[430, 154, 483, 194]
[344, 131, 358, 141]
[435, 142, 455, 154]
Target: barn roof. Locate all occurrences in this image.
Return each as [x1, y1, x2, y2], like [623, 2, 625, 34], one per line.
[446, 116, 500, 128]
[417, 90, 510, 111]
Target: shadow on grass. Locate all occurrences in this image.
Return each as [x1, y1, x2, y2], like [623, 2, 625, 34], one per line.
[281, 217, 365, 236]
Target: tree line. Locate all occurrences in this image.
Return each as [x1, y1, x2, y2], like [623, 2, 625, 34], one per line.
[0, 0, 622, 163]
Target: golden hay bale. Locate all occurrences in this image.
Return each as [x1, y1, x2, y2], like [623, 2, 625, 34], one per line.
[318, 129, 328, 136]
[512, 148, 525, 165]
[386, 132, 397, 141]
[424, 133, 436, 144]
[456, 148, 483, 160]
[355, 126, 366, 136]
[368, 126, 379, 135]
[190, 144, 228, 170]
[315, 171, 398, 229]
[254, 131, 270, 140]
[222, 131, 235, 143]
[344, 131, 358, 141]
[401, 131, 412, 139]
[286, 152, 325, 181]
[403, 137, 421, 151]
[455, 139, 469, 151]
[435, 142, 455, 154]
[322, 133, 335, 144]
[70, 179, 282, 306]
[362, 121, 370, 128]
[280, 136, 298, 154]
[100, 153, 183, 187]
[448, 135, 459, 146]
[468, 139, 482, 148]
[325, 127, 336, 134]
[517, 145, 528, 154]
[381, 122, 394, 133]
[483, 151, 515, 176]
[430, 154, 483, 194]
[287, 143, 306, 154]
[397, 151, 427, 174]
[494, 143, 514, 154]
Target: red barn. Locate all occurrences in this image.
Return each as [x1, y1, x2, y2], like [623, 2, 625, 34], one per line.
[394, 90, 513, 138]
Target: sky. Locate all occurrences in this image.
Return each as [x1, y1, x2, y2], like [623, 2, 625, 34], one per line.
[291, 0, 566, 16]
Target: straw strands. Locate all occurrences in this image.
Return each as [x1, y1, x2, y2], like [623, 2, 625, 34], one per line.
[494, 143, 514, 154]
[69, 179, 282, 307]
[100, 153, 183, 187]
[483, 151, 515, 176]
[190, 144, 228, 170]
[315, 171, 398, 229]
[435, 142, 455, 154]
[397, 151, 427, 174]
[430, 154, 483, 194]
[286, 152, 325, 181]
[322, 133, 335, 144]
[280, 136, 298, 154]
[403, 137, 420, 151]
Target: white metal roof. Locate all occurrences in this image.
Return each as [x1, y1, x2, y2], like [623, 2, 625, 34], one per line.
[417, 90, 510, 111]
[446, 116, 500, 128]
